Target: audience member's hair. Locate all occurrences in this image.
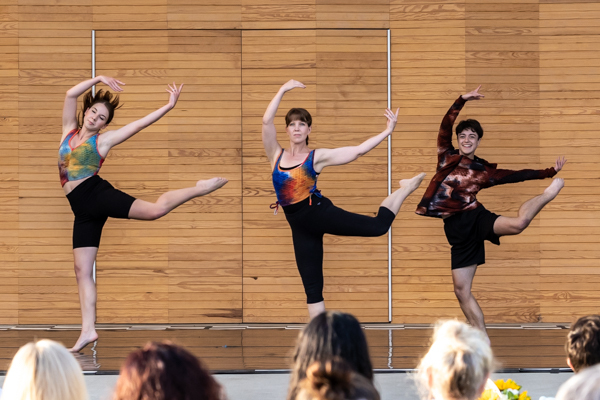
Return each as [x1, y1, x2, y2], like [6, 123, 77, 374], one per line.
[287, 311, 373, 400]
[113, 341, 223, 400]
[297, 358, 380, 400]
[556, 363, 600, 400]
[566, 315, 600, 372]
[415, 320, 495, 400]
[0, 339, 88, 400]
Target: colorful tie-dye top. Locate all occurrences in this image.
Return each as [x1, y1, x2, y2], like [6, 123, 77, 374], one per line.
[272, 150, 319, 207]
[416, 96, 557, 218]
[58, 129, 105, 187]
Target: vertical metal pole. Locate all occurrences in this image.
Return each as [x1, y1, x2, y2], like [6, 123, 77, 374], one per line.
[387, 29, 392, 322]
[92, 30, 97, 284]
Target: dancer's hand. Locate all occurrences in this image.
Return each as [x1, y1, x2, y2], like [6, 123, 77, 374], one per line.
[99, 76, 125, 92]
[461, 85, 484, 101]
[384, 108, 399, 133]
[554, 156, 567, 172]
[166, 82, 184, 109]
[281, 79, 306, 93]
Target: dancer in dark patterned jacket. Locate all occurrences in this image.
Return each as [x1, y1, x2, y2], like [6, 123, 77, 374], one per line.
[416, 86, 566, 338]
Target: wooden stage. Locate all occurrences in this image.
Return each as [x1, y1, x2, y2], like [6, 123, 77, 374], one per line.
[0, 324, 571, 374]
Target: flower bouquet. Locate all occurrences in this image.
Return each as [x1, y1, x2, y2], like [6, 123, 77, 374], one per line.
[478, 379, 531, 400]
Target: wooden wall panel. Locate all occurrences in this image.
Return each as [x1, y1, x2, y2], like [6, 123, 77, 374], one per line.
[95, 30, 242, 323]
[242, 30, 389, 323]
[0, 0, 18, 324]
[17, 1, 93, 324]
[539, 2, 600, 322]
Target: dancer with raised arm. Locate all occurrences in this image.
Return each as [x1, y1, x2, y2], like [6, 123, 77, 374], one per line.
[263, 80, 426, 319]
[416, 85, 566, 337]
[60, 76, 228, 352]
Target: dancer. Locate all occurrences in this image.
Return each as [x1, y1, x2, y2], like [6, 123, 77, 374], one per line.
[415, 85, 566, 337]
[61, 76, 227, 352]
[262, 79, 426, 319]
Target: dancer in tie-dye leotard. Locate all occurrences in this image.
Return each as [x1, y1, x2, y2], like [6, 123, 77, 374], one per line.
[263, 79, 426, 319]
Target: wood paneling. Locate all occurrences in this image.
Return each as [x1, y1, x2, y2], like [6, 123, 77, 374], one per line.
[241, 29, 389, 323]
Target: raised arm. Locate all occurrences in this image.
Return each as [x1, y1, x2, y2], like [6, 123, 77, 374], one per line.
[485, 156, 566, 188]
[63, 76, 124, 140]
[96, 83, 183, 157]
[438, 86, 484, 158]
[262, 80, 305, 168]
[313, 108, 398, 173]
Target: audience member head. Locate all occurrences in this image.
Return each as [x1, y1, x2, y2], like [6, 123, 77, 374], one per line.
[113, 341, 223, 400]
[416, 320, 495, 400]
[287, 311, 373, 400]
[556, 363, 600, 400]
[565, 315, 600, 372]
[0, 339, 88, 400]
[297, 358, 380, 400]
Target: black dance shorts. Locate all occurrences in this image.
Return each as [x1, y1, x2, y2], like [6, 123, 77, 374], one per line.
[443, 204, 501, 270]
[66, 175, 136, 249]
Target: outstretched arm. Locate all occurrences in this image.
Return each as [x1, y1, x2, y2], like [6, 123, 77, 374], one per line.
[438, 86, 484, 158]
[313, 108, 398, 172]
[96, 83, 183, 157]
[262, 80, 305, 168]
[486, 156, 566, 187]
[62, 75, 124, 140]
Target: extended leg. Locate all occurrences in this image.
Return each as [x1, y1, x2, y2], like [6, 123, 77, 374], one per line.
[128, 177, 228, 220]
[494, 178, 564, 236]
[380, 173, 426, 215]
[452, 265, 488, 338]
[71, 246, 100, 352]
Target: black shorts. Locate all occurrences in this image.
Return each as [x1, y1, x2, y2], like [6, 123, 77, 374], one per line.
[66, 175, 136, 249]
[443, 205, 501, 270]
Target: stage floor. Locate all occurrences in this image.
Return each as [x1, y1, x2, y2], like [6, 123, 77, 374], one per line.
[0, 324, 571, 374]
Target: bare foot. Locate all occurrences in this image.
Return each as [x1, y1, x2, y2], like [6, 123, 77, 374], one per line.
[543, 178, 564, 200]
[196, 177, 228, 196]
[399, 172, 426, 194]
[70, 331, 98, 353]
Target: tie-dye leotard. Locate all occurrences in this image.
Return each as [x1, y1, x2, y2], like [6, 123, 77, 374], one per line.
[58, 129, 104, 187]
[272, 149, 319, 209]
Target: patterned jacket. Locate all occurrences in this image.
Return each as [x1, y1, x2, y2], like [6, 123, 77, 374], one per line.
[415, 96, 557, 218]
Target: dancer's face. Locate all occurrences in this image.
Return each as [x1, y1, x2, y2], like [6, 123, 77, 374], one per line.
[83, 103, 109, 132]
[286, 119, 311, 145]
[457, 128, 480, 159]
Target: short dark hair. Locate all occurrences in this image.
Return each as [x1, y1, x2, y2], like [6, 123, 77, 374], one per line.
[286, 108, 312, 145]
[287, 311, 373, 400]
[456, 119, 483, 139]
[78, 88, 121, 128]
[113, 341, 222, 400]
[566, 315, 600, 372]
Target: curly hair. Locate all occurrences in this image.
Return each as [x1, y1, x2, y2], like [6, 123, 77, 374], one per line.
[78, 88, 121, 128]
[566, 315, 600, 372]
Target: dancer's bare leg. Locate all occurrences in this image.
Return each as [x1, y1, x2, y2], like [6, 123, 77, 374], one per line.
[380, 173, 426, 214]
[128, 177, 228, 220]
[493, 178, 564, 236]
[308, 301, 326, 319]
[452, 265, 488, 338]
[71, 247, 99, 352]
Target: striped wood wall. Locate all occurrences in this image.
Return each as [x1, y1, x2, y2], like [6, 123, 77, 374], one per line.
[1, 0, 598, 325]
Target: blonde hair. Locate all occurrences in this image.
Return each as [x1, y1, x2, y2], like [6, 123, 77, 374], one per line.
[296, 358, 380, 400]
[416, 320, 495, 400]
[0, 339, 88, 400]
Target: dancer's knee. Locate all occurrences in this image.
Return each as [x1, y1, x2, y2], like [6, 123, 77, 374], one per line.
[514, 217, 531, 234]
[145, 205, 169, 220]
[454, 284, 472, 303]
[73, 263, 93, 282]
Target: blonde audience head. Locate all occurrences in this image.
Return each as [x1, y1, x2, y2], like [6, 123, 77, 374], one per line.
[0, 339, 88, 400]
[297, 358, 380, 400]
[416, 320, 495, 400]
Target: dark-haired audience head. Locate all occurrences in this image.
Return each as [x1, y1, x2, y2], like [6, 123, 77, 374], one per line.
[285, 108, 312, 145]
[113, 341, 223, 400]
[566, 315, 600, 373]
[416, 320, 495, 400]
[556, 363, 600, 400]
[287, 311, 373, 400]
[297, 358, 380, 400]
[78, 89, 122, 131]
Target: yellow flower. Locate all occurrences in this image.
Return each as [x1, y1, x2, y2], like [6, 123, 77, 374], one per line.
[518, 391, 531, 400]
[495, 379, 521, 391]
[478, 389, 500, 400]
